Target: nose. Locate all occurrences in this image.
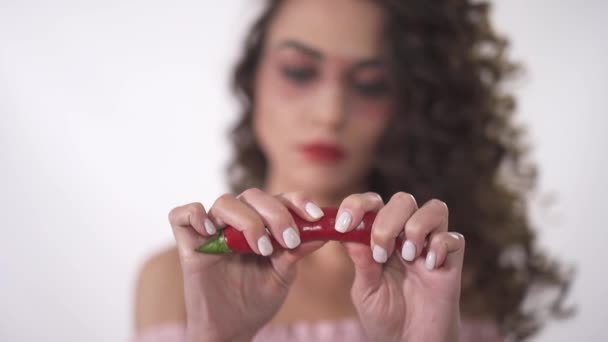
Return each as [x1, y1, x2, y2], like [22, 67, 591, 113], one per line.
[308, 81, 348, 131]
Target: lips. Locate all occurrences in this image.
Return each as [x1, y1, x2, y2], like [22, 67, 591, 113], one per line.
[300, 142, 346, 163]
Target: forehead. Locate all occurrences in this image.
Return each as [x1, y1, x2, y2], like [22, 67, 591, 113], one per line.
[265, 0, 386, 60]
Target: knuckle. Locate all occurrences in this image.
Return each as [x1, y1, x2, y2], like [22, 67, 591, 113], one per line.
[261, 199, 293, 229]
[288, 191, 307, 201]
[278, 208, 295, 227]
[276, 200, 300, 225]
[168, 203, 204, 224]
[429, 198, 448, 213]
[168, 206, 180, 223]
[391, 192, 416, 207]
[428, 198, 442, 207]
[343, 193, 366, 211]
[405, 220, 428, 238]
[215, 193, 235, 207]
[278, 191, 307, 205]
[373, 228, 393, 243]
[241, 187, 263, 199]
[242, 217, 264, 234]
[366, 192, 384, 204]
[186, 202, 204, 214]
[266, 213, 288, 230]
[274, 192, 288, 201]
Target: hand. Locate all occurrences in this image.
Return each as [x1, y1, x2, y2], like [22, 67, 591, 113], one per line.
[169, 189, 327, 342]
[337, 192, 465, 342]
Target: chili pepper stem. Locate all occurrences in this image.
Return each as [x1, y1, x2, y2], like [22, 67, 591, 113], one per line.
[196, 231, 233, 254]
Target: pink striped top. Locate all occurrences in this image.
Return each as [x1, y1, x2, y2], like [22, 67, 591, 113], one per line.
[132, 318, 503, 341]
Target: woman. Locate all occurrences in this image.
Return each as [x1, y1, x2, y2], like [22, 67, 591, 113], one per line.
[134, 0, 570, 341]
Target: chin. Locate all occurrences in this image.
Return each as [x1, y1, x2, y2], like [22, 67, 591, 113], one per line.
[291, 167, 355, 196]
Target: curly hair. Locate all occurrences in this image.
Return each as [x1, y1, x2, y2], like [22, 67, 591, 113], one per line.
[226, 0, 572, 340]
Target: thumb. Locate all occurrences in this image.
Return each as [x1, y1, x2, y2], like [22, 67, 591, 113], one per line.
[269, 240, 329, 280]
[343, 242, 383, 296]
[168, 203, 223, 270]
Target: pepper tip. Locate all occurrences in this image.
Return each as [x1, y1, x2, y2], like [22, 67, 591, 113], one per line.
[195, 231, 232, 254]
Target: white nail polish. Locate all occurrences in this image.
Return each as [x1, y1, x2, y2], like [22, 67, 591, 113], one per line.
[282, 227, 301, 249]
[257, 235, 273, 256]
[401, 240, 416, 261]
[373, 245, 388, 263]
[204, 218, 217, 235]
[425, 251, 436, 270]
[449, 232, 462, 240]
[305, 202, 324, 219]
[335, 211, 352, 233]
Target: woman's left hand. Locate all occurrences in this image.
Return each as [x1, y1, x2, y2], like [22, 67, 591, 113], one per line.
[337, 192, 465, 342]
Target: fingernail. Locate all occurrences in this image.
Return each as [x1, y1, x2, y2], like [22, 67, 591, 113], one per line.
[401, 240, 416, 261]
[335, 211, 352, 233]
[282, 227, 301, 249]
[373, 245, 388, 263]
[449, 232, 462, 240]
[305, 202, 324, 219]
[425, 251, 436, 270]
[204, 218, 217, 235]
[258, 235, 273, 256]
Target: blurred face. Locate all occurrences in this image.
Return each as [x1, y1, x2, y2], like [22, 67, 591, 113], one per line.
[253, 0, 393, 197]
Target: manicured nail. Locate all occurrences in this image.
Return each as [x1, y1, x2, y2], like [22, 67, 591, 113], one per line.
[449, 232, 462, 240]
[425, 251, 436, 270]
[257, 235, 273, 256]
[282, 227, 301, 249]
[373, 245, 388, 263]
[401, 240, 416, 261]
[204, 218, 217, 235]
[335, 211, 352, 233]
[305, 202, 324, 219]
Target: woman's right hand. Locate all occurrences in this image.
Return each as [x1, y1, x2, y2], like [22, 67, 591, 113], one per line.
[169, 189, 327, 342]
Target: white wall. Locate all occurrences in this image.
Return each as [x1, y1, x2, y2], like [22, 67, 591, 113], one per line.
[0, 1, 606, 341]
[492, 1, 608, 340]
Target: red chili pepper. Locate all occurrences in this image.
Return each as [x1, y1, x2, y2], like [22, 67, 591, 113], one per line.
[196, 207, 405, 254]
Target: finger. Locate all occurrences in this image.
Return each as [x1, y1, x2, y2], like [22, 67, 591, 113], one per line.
[270, 240, 329, 280]
[274, 192, 325, 221]
[335, 192, 384, 233]
[271, 192, 331, 271]
[238, 188, 301, 250]
[208, 193, 273, 256]
[169, 202, 216, 235]
[401, 199, 448, 262]
[425, 232, 465, 271]
[339, 192, 385, 291]
[168, 203, 217, 260]
[370, 192, 418, 263]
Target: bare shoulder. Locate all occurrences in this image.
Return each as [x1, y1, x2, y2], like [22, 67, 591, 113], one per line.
[134, 246, 186, 332]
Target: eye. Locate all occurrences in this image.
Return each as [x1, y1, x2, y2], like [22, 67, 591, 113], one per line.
[352, 81, 389, 97]
[281, 66, 317, 84]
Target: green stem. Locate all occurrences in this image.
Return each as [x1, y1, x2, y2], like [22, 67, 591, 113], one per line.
[195, 231, 233, 254]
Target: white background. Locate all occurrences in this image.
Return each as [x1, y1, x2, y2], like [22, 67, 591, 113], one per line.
[1, 1, 606, 341]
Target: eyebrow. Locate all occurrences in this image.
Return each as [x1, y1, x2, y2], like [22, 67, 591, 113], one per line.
[353, 59, 384, 69]
[276, 39, 384, 68]
[277, 40, 323, 59]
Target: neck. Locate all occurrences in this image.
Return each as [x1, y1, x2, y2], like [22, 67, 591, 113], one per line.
[263, 169, 367, 208]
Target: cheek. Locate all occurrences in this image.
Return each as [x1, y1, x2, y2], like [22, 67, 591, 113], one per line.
[255, 66, 299, 122]
[253, 68, 302, 159]
[348, 99, 393, 152]
[351, 97, 393, 120]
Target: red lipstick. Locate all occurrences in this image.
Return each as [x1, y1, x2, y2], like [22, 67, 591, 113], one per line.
[300, 142, 346, 163]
